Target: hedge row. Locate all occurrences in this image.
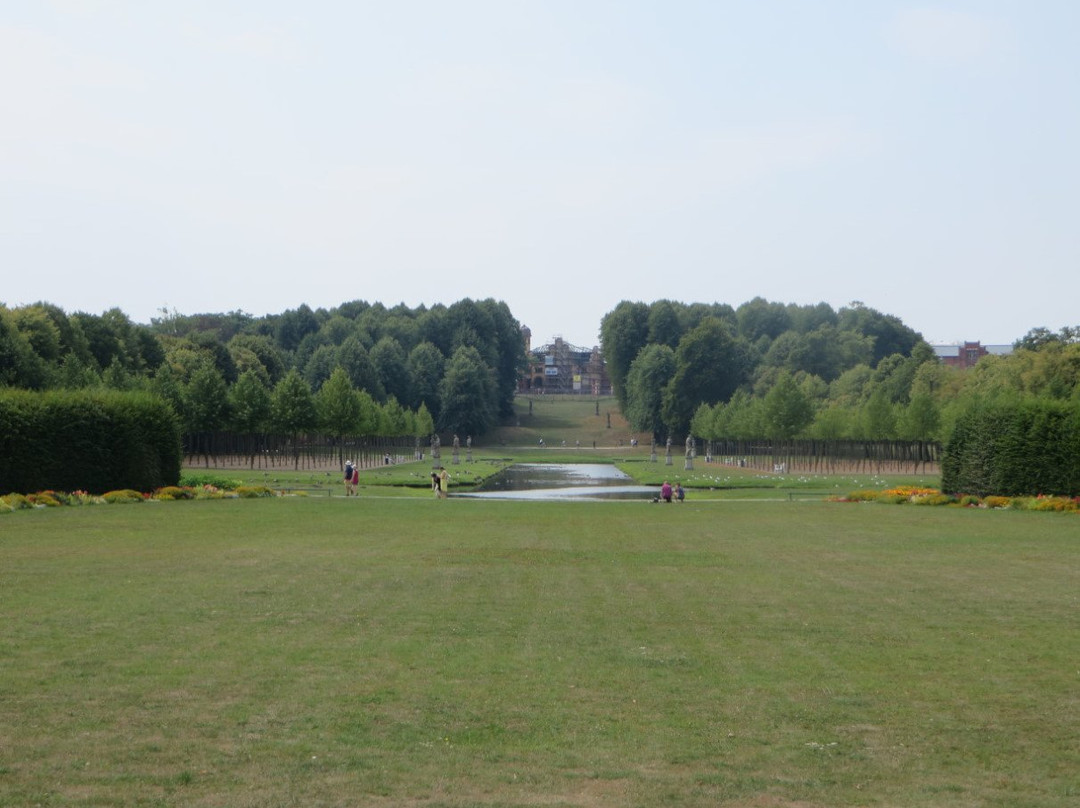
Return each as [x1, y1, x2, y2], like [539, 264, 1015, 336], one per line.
[941, 399, 1080, 497]
[0, 389, 182, 495]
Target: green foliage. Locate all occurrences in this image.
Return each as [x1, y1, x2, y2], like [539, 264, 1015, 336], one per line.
[179, 472, 243, 490]
[0, 389, 181, 495]
[153, 486, 195, 501]
[269, 369, 316, 436]
[662, 317, 751, 435]
[228, 369, 271, 433]
[235, 485, 276, 498]
[370, 336, 412, 405]
[315, 366, 362, 437]
[438, 345, 496, 435]
[183, 362, 230, 433]
[623, 343, 676, 436]
[760, 372, 814, 439]
[942, 399, 1080, 496]
[599, 301, 650, 408]
[102, 489, 146, 503]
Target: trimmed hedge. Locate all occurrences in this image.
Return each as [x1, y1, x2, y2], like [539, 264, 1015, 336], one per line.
[941, 399, 1080, 497]
[0, 389, 181, 495]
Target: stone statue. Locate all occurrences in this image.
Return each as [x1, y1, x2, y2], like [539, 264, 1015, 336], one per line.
[685, 434, 693, 459]
[453, 434, 460, 450]
[466, 435, 472, 449]
[665, 436, 672, 456]
[431, 433, 441, 460]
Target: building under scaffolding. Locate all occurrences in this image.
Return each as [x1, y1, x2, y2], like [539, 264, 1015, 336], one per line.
[519, 327, 611, 395]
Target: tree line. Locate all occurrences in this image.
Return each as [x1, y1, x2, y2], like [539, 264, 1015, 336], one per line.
[601, 297, 1080, 448]
[0, 298, 527, 443]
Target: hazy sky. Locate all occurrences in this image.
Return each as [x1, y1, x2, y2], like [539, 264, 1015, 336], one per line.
[2, 1, 1077, 349]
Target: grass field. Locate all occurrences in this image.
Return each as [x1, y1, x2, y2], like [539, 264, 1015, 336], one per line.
[3, 495, 1078, 807]
[487, 396, 647, 450]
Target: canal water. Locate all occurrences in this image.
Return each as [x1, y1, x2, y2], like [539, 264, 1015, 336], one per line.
[457, 463, 657, 501]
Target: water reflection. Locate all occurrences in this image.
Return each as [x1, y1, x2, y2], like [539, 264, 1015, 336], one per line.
[458, 463, 656, 501]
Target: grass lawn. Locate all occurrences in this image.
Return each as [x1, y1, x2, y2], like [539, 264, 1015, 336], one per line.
[2, 497, 1078, 807]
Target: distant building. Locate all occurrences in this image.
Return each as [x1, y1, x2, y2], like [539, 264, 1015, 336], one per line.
[932, 341, 1013, 369]
[519, 328, 610, 395]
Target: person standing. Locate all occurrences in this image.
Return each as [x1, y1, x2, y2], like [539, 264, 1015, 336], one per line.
[351, 462, 359, 495]
[438, 468, 450, 499]
[344, 460, 354, 496]
[430, 471, 440, 497]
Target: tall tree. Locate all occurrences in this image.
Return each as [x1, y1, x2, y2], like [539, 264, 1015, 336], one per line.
[407, 341, 445, 416]
[646, 300, 684, 347]
[338, 336, 385, 400]
[303, 344, 338, 391]
[760, 372, 814, 439]
[736, 297, 792, 342]
[623, 343, 677, 438]
[270, 370, 317, 468]
[370, 337, 413, 405]
[228, 334, 286, 384]
[229, 369, 271, 434]
[662, 318, 752, 435]
[600, 301, 650, 408]
[438, 345, 496, 435]
[0, 306, 51, 388]
[316, 367, 362, 459]
[183, 362, 230, 435]
[837, 301, 925, 367]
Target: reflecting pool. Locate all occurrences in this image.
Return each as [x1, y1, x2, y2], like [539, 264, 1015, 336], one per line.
[457, 463, 656, 501]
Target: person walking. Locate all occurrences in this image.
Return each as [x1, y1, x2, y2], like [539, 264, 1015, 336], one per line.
[344, 460, 355, 496]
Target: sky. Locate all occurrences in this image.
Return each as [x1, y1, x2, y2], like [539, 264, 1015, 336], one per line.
[2, 1, 1078, 350]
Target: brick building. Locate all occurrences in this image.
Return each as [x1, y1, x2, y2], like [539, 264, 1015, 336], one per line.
[519, 327, 611, 395]
[932, 341, 1013, 369]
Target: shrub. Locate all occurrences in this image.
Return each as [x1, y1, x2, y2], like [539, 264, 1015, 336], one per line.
[983, 495, 1011, 509]
[877, 493, 909, 505]
[942, 400, 1080, 497]
[846, 489, 881, 502]
[102, 489, 146, 504]
[179, 473, 243, 491]
[884, 486, 939, 498]
[1, 493, 30, 510]
[0, 389, 181, 494]
[235, 485, 276, 499]
[153, 486, 195, 501]
[958, 495, 982, 507]
[910, 493, 955, 506]
[26, 492, 62, 507]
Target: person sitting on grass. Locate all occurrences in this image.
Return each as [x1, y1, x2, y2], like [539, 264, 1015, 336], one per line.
[661, 480, 673, 503]
[675, 482, 685, 502]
